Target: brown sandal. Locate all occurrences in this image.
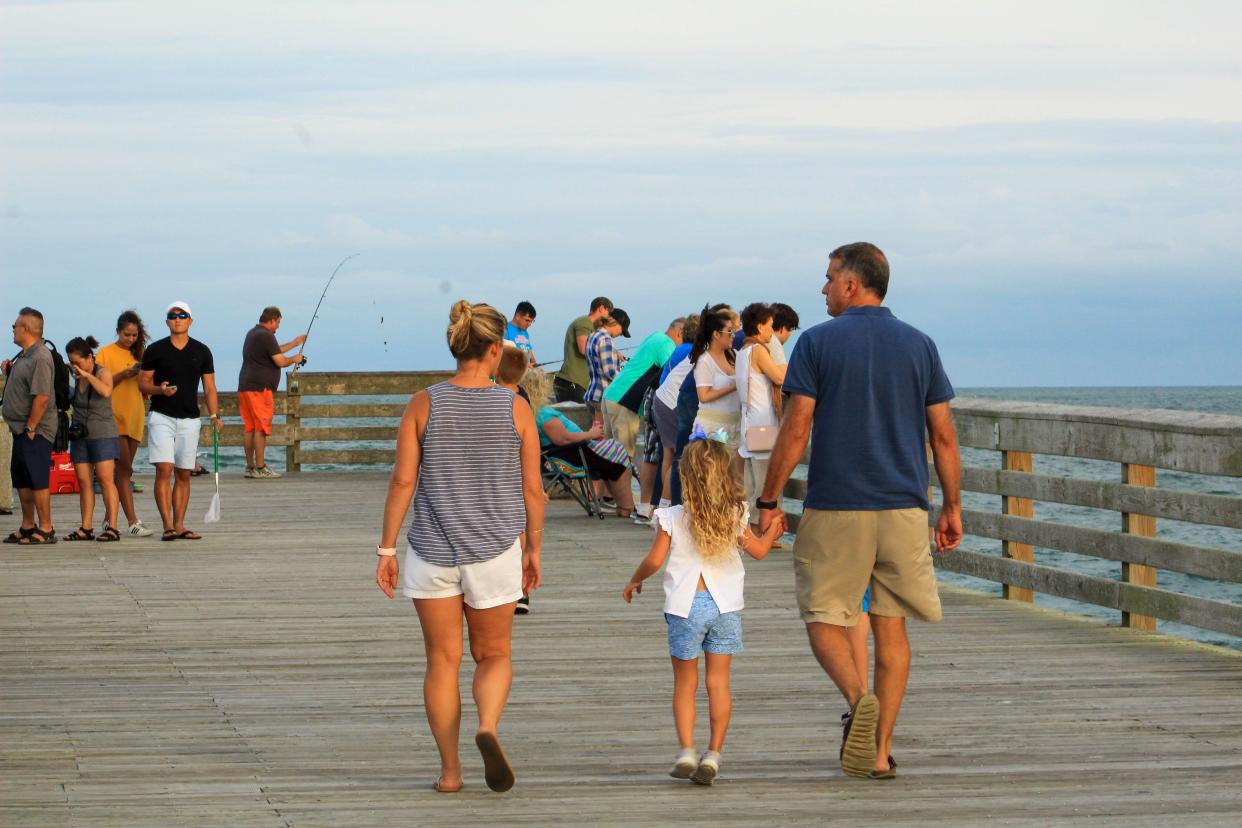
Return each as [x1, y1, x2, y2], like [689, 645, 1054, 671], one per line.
[17, 527, 57, 545]
[63, 527, 95, 542]
[97, 526, 121, 543]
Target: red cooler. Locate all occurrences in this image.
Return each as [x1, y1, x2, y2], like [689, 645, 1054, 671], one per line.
[49, 452, 80, 495]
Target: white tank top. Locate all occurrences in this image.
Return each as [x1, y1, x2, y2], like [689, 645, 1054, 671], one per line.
[735, 344, 776, 459]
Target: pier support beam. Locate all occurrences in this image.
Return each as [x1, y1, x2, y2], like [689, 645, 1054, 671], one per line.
[1002, 450, 1034, 603]
[1121, 463, 1157, 630]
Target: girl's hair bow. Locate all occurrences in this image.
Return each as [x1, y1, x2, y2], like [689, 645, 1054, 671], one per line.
[689, 424, 729, 444]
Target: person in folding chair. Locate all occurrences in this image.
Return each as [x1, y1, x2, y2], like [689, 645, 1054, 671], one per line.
[520, 369, 637, 519]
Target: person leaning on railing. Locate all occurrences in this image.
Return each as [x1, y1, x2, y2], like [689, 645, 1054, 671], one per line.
[375, 299, 544, 795]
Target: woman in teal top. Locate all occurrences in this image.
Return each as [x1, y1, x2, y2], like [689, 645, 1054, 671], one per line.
[535, 403, 637, 517]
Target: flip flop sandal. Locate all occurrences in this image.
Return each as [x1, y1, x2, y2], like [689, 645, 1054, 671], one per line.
[63, 527, 95, 541]
[177, 530, 202, 540]
[3, 527, 35, 544]
[161, 530, 179, 542]
[475, 732, 515, 793]
[868, 756, 898, 780]
[432, 778, 463, 793]
[840, 693, 879, 779]
[18, 527, 58, 545]
[97, 526, 121, 543]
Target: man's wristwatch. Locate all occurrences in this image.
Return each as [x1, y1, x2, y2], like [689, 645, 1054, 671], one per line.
[755, 498, 779, 510]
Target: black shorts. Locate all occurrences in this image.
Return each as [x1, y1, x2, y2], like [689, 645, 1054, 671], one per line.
[10, 432, 53, 490]
[547, 444, 627, 482]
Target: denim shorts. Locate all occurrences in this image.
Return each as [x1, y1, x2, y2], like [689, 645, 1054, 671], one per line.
[666, 590, 743, 660]
[70, 436, 121, 465]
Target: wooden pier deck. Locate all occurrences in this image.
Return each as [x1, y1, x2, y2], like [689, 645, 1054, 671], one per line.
[2, 472, 1240, 827]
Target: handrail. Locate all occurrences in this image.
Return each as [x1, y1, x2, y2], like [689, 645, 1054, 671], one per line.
[781, 397, 1242, 640]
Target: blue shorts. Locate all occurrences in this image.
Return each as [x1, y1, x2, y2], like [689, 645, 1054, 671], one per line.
[10, 432, 53, 490]
[70, 436, 121, 465]
[665, 590, 743, 660]
[862, 586, 871, 614]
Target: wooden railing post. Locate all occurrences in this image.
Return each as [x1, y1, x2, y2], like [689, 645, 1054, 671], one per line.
[286, 371, 302, 474]
[1002, 450, 1034, 602]
[1121, 463, 1157, 630]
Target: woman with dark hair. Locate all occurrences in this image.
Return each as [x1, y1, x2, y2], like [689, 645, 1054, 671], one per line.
[95, 310, 154, 536]
[62, 337, 121, 542]
[690, 308, 740, 453]
[375, 300, 544, 794]
[735, 303, 787, 535]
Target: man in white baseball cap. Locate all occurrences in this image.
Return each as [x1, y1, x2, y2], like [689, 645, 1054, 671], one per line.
[137, 301, 222, 540]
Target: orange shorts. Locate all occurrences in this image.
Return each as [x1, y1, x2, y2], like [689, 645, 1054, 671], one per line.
[238, 390, 274, 435]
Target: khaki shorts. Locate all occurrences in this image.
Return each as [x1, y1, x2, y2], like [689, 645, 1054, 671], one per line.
[602, 398, 640, 464]
[793, 507, 941, 625]
[742, 456, 770, 518]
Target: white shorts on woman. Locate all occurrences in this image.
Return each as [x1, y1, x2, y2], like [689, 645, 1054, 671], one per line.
[401, 538, 523, 609]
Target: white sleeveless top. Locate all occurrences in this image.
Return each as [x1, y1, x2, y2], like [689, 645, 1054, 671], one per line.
[735, 344, 777, 459]
[655, 503, 750, 617]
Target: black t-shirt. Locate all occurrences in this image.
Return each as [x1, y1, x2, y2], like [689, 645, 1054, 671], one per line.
[238, 325, 282, 392]
[142, 336, 215, 419]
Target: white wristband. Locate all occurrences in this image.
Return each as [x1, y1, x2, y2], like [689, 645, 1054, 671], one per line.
[376, 546, 397, 557]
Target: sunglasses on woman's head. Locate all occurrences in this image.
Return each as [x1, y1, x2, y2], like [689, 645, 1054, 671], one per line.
[166, 312, 190, 320]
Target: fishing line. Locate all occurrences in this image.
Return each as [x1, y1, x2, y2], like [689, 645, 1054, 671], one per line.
[295, 253, 359, 370]
[532, 344, 638, 369]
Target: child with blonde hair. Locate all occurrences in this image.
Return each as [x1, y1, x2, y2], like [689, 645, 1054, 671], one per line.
[622, 431, 784, 785]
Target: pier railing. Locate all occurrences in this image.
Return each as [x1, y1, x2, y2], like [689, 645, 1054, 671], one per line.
[783, 398, 1242, 639]
[194, 371, 451, 472]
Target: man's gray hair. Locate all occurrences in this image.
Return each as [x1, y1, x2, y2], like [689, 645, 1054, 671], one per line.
[830, 242, 890, 300]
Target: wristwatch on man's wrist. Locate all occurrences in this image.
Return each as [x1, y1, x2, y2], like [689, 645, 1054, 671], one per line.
[755, 497, 779, 511]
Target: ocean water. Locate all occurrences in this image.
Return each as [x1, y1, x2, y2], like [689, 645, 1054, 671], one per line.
[138, 386, 1241, 650]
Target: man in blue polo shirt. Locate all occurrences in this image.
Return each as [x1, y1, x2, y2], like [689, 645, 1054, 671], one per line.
[759, 242, 962, 781]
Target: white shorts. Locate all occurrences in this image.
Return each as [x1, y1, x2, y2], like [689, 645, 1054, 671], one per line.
[147, 411, 202, 470]
[401, 538, 523, 609]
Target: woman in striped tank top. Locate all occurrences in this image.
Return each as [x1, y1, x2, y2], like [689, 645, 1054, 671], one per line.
[376, 300, 545, 794]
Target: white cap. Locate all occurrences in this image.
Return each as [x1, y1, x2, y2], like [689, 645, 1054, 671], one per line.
[167, 301, 193, 317]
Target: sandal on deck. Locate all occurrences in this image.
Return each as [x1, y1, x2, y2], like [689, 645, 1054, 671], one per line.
[475, 731, 515, 793]
[97, 526, 121, 543]
[4, 527, 35, 544]
[868, 756, 898, 780]
[161, 529, 179, 542]
[17, 527, 57, 545]
[177, 530, 202, 540]
[63, 527, 95, 542]
[840, 693, 879, 779]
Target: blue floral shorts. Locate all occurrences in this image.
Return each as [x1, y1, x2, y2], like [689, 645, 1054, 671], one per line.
[666, 590, 743, 660]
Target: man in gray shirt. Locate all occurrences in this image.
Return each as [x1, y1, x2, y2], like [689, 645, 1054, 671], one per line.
[1, 307, 59, 544]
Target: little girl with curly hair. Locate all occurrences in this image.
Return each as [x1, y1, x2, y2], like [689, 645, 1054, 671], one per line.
[622, 431, 785, 785]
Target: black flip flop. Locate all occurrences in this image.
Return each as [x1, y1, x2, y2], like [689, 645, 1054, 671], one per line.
[475, 732, 515, 793]
[161, 529, 179, 542]
[868, 756, 898, 780]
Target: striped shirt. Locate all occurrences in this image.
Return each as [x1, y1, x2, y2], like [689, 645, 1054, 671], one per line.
[407, 383, 526, 566]
[585, 329, 620, 405]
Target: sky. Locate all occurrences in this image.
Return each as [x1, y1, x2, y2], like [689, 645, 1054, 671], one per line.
[2, 1, 1240, 388]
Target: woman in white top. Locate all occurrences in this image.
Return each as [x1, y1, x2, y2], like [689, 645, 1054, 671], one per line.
[622, 436, 784, 785]
[689, 308, 740, 462]
[735, 303, 788, 533]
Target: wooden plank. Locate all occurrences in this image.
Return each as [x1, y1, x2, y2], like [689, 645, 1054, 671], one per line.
[295, 371, 453, 396]
[1122, 463, 1158, 631]
[286, 373, 302, 474]
[952, 465, 1242, 531]
[297, 426, 396, 442]
[294, 449, 395, 465]
[935, 547, 1242, 637]
[951, 397, 1242, 477]
[1002, 451, 1034, 603]
[954, 508, 1242, 583]
[300, 403, 407, 419]
[195, 425, 289, 447]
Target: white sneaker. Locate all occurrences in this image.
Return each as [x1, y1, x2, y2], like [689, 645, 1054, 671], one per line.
[244, 467, 257, 479]
[127, 520, 154, 538]
[669, 748, 697, 779]
[691, 750, 721, 785]
[254, 466, 282, 479]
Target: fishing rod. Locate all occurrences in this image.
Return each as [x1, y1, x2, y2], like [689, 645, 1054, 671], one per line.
[531, 344, 638, 369]
[294, 253, 359, 370]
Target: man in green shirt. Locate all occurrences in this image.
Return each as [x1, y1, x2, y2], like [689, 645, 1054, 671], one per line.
[554, 296, 613, 403]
